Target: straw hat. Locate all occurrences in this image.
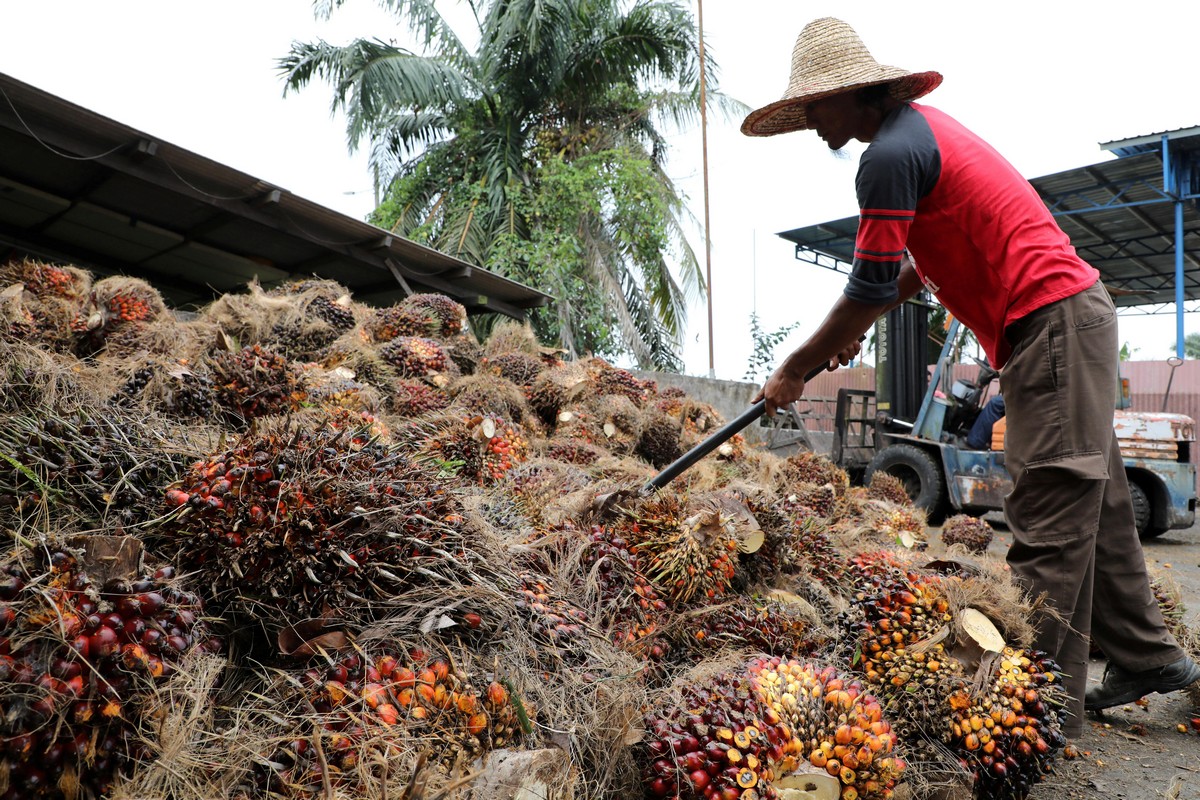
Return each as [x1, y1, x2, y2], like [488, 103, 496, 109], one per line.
[741, 17, 942, 137]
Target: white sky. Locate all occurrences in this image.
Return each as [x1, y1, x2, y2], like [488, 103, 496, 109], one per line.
[3, 1, 1199, 380]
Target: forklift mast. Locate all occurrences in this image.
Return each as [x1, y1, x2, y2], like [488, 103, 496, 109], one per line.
[874, 293, 929, 422]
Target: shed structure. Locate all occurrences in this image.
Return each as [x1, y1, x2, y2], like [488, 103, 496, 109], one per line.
[0, 72, 551, 319]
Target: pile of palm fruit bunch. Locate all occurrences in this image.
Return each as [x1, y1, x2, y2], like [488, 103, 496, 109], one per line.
[0, 255, 1088, 800]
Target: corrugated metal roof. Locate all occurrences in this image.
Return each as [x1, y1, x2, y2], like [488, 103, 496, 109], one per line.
[779, 128, 1200, 312]
[0, 72, 551, 318]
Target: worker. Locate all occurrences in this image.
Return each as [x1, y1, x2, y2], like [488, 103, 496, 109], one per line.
[742, 17, 1199, 738]
[966, 394, 1005, 450]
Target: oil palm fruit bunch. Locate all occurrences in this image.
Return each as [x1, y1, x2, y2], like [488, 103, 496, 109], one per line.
[543, 439, 606, 465]
[788, 483, 839, 519]
[440, 331, 483, 375]
[613, 494, 739, 606]
[366, 304, 441, 342]
[585, 357, 648, 406]
[674, 596, 820, 663]
[512, 571, 591, 657]
[637, 407, 684, 469]
[411, 413, 530, 486]
[640, 657, 903, 800]
[0, 285, 38, 341]
[866, 472, 913, 507]
[1, 258, 90, 349]
[943, 647, 1066, 799]
[301, 366, 379, 414]
[485, 351, 546, 392]
[941, 514, 995, 555]
[70, 276, 167, 356]
[160, 424, 466, 638]
[0, 551, 219, 800]
[842, 565, 952, 684]
[783, 452, 852, 496]
[856, 501, 928, 548]
[209, 344, 305, 426]
[527, 363, 589, 426]
[587, 394, 644, 456]
[770, 513, 845, 587]
[0, 410, 185, 525]
[575, 524, 669, 659]
[259, 647, 522, 797]
[2, 257, 90, 302]
[270, 278, 357, 335]
[112, 361, 217, 420]
[379, 335, 449, 378]
[389, 378, 451, 417]
[398, 292, 467, 337]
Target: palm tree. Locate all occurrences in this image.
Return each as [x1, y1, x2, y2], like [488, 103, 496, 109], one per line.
[279, 0, 743, 369]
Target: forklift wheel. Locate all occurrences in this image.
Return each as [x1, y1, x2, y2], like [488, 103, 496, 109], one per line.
[1128, 480, 1164, 539]
[866, 444, 948, 523]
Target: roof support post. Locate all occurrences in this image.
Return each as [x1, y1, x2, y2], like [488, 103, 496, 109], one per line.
[1164, 135, 1186, 358]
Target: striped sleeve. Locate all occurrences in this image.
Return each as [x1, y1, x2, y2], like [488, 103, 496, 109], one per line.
[844, 106, 940, 305]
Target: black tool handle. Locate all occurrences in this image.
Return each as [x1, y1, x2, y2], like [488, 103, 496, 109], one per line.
[641, 358, 835, 494]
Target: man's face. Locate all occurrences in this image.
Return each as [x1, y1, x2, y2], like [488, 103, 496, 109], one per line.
[804, 92, 866, 151]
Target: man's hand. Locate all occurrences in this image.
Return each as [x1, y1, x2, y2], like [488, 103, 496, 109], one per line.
[753, 338, 863, 417]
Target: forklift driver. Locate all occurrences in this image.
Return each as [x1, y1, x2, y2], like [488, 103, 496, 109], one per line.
[741, 17, 1199, 738]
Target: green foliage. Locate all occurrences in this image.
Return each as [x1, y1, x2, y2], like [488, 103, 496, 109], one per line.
[283, 0, 747, 370]
[1169, 333, 1200, 359]
[743, 312, 801, 382]
[1120, 340, 1141, 361]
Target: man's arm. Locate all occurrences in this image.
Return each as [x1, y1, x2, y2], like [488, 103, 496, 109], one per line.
[756, 259, 923, 415]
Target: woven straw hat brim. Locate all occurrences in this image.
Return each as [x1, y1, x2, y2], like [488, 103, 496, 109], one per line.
[740, 71, 942, 137]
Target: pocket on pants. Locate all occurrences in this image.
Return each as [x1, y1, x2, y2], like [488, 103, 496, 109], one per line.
[1012, 452, 1108, 543]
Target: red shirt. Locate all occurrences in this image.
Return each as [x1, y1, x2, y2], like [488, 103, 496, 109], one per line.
[846, 103, 1099, 368]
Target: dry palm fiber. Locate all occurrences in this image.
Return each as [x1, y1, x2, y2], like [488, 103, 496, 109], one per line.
[482, 318, 542, 358]
[199, 280, 354, 361]
[446, 372, 533, 426]
[0, 336, 114, 414]
[0, 401, 221, 530]
[439, 330, 484, 375]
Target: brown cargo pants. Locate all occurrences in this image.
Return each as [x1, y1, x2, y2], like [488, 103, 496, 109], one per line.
[999, 280, 1184, 736]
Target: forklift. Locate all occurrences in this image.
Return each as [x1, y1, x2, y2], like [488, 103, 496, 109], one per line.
[818, 295, 1197, 538]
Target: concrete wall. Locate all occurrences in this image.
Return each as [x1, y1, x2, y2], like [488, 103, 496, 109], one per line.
[633, 371, 769, 443]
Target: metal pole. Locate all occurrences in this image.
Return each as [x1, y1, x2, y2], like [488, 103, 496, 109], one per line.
[697, 0, 714, 378]
[1164, 135, 1185, 359]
